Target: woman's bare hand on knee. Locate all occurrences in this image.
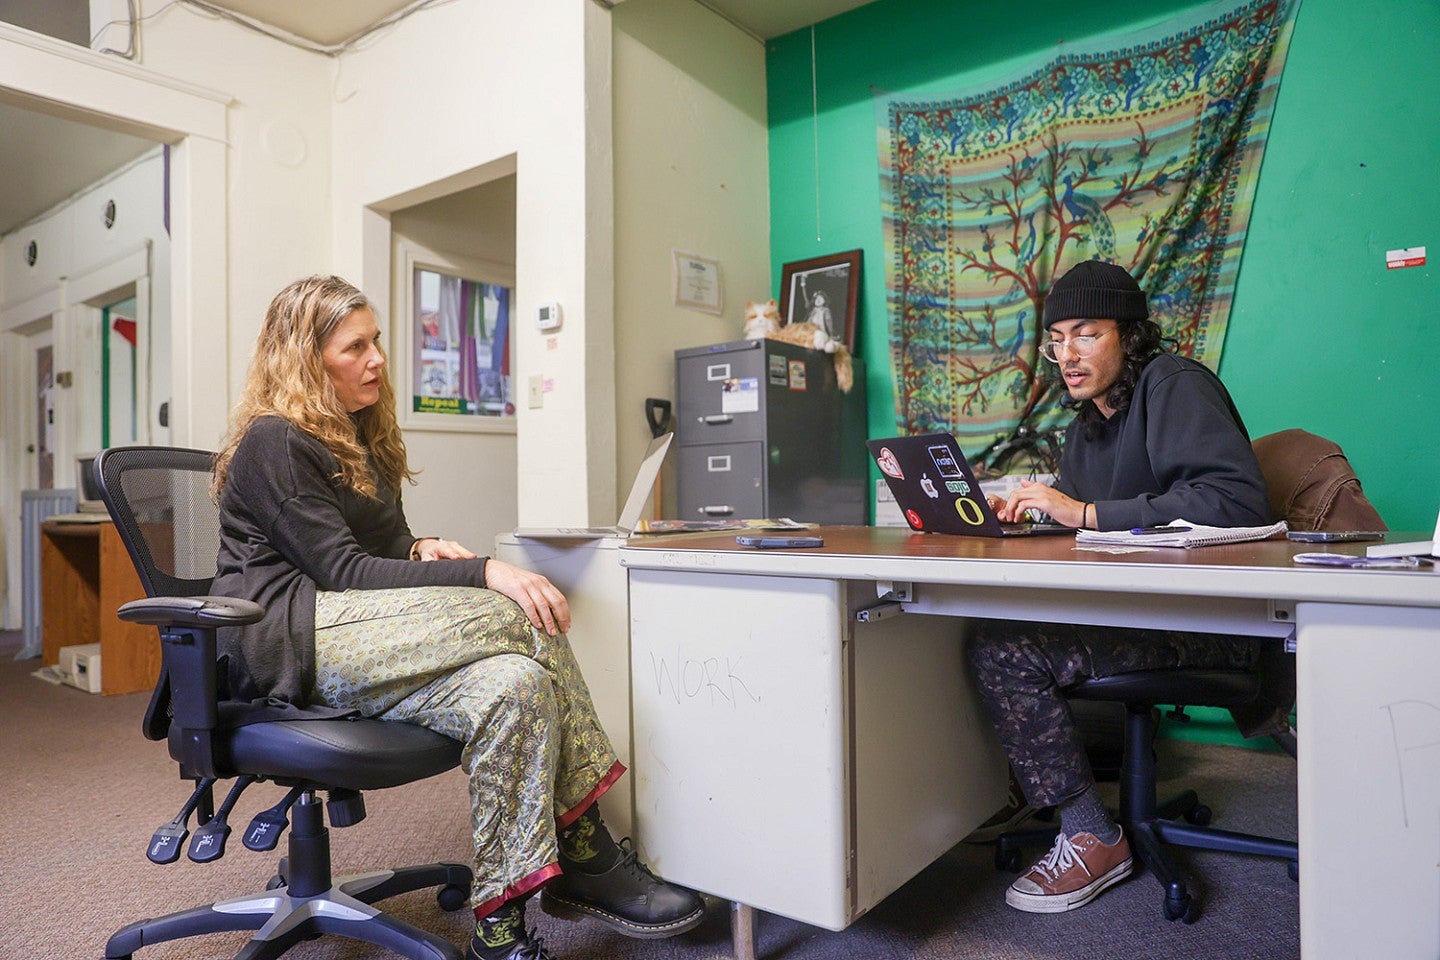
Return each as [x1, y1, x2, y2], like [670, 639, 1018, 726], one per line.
[484, 559, 571, 636]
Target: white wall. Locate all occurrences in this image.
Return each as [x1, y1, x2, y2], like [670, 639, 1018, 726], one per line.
[0, 150, 173, 626]
[0, 19, 230, 629]
[133, 0, 334, 414]
[329, 0, 616, 527]
[390, 178, 519, 553]
[611, 0, 770, 516]
[0, 0, 772, 629]
[1, 150, 170, 459]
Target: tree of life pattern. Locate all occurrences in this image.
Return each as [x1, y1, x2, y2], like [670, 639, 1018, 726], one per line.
[878, 0, 1297, 476]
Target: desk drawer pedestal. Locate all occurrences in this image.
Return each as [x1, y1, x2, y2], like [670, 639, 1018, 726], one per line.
[628, 569, 1005, 930]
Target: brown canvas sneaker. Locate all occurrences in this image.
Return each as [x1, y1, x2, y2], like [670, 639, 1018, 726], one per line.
[1005, 831, 1133, 913]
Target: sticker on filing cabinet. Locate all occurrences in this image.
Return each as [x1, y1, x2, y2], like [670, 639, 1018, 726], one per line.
[721, 377, 759, 414]
[707, 454, 733, 472]
[768, 354, 788, 385]
[788, 360, 808, 391]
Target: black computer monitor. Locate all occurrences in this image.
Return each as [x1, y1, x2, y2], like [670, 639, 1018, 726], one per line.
[76, 452, 106, 513]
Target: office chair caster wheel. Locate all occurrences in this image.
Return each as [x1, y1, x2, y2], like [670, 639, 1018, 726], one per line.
[437, 883, 467, 912]
[266, 856, 289, 890]
[1287, 860, 1299, 882]
[1184, 804, 1212, 826]
[1163, 893, 1198, 923]
[994, 843, 1023, 873]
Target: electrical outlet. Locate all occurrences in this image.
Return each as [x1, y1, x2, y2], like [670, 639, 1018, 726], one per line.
[528, 374, 544, 409]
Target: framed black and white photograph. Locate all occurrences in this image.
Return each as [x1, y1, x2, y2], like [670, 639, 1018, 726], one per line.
[783, 247, 858, 352]
[779, 249, 861, 352]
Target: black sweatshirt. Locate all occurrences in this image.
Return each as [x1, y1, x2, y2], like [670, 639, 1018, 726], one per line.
[1055, 354, 1271, 531]
[214, 415, 489, 706]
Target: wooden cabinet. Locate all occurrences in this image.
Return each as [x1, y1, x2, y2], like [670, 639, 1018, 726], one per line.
[40, 520, 158, 695]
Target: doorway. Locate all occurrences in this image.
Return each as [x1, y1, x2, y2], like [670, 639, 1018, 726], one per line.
[30, 324, 55, 489]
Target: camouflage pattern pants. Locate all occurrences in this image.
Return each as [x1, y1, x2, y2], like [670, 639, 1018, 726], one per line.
[312, 585, 622, 916]
[968, 620, 1259, 808]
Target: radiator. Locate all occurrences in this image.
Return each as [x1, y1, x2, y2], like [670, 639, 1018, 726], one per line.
[19, 488, 77, 660]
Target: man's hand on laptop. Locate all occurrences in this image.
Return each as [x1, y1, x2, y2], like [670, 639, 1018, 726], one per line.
[991, 480, 1085, 528]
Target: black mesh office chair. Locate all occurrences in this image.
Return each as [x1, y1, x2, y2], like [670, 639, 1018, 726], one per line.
[997, 429, 1383, 923]
[96, 446, 472, 960]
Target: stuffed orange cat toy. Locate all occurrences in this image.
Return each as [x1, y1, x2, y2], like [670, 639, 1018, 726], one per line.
[742, 299, 854, 392]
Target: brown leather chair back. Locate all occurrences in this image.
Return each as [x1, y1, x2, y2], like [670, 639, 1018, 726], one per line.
[1251, 428, 1386, 532]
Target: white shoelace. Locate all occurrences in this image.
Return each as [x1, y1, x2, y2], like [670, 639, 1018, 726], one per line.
[1035, 833, 1093, 882]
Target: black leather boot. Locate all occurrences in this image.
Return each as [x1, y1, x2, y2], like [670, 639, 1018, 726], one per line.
[466, 931, 555, 960]
[542, 836, 705, 939]
[467, 898, 556, 960]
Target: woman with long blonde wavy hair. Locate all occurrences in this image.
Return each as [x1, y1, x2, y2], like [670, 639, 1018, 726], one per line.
[212, 275, 703, 960]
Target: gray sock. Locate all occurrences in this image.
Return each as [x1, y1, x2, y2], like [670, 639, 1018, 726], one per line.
[1058, 787, 1121, 844]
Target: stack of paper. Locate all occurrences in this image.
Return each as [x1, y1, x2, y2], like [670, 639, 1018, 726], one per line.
[632, 517, 812, 534]
[1076, 518, 1289, 548]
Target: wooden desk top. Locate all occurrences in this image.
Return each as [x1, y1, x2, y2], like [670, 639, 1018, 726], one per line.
[621, 525, 1440, 608]
[41, 516, 113, 537]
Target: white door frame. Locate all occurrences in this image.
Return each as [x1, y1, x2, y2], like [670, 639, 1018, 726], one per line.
[0, 23, 231, 629]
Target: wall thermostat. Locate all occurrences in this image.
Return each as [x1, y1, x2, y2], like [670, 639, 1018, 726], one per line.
[537, 302, 563, 332]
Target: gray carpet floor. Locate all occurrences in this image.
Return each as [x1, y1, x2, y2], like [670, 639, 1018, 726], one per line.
[0, 629, 1299, 959]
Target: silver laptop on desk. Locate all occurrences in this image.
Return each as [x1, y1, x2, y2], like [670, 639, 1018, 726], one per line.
[513, 432, 672, 540]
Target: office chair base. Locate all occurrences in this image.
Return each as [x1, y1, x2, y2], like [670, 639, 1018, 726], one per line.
[104, 864, 472, 960]
[993, 787, 1204, 873]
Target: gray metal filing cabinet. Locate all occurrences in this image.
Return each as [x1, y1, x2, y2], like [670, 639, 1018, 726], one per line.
[674, 338, 867, 524]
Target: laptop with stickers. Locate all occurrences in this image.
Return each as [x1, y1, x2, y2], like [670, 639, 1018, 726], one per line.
[514, 433, 673, 540]
[866, 433, 1073, 537]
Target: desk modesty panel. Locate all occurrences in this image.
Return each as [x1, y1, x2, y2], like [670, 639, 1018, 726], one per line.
[620, 526, 1440, 960]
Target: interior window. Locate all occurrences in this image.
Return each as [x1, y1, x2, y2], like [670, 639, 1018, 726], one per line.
[412, 267, 513, 418]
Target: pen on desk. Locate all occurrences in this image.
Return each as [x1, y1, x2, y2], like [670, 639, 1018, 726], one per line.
[1130, 524, 1193, 534]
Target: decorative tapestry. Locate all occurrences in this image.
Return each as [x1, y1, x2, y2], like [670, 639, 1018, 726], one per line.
[877, 0, 1299, 475]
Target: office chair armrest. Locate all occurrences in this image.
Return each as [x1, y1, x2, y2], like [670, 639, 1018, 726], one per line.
[118, 596, 265, 628]
[118, 596, 263, 779]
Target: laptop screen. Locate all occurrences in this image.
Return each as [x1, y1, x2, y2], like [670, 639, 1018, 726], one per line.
[866, 433, 1008, 535]
[617, 433, 674, 532]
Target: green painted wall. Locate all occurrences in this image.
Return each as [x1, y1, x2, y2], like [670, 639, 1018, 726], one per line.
[767, 0, 1439, 533]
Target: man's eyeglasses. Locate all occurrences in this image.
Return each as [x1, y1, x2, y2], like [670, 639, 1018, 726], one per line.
[1039, 331, 1109, 363]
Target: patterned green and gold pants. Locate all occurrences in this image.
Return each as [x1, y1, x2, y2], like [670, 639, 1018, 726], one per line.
[313, 585, 623, 915]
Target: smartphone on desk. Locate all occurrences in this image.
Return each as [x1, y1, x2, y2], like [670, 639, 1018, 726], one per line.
[736, 535, 825, 549]
[1286, 530, 1386, 543]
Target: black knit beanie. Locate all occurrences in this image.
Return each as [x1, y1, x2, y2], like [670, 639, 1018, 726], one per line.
[1043, 260, 1149, 328]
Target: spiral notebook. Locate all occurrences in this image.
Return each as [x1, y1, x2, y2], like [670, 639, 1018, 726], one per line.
[1075, 518, 1288, 548]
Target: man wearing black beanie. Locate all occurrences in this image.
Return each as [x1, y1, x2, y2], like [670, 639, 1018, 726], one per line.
[966, 259, 1275, 914]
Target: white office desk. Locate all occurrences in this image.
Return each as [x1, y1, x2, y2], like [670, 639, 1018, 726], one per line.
[620, 526, 1440, 960]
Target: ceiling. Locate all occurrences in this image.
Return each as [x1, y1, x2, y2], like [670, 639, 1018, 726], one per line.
[0, 103, 157, 238]
[0, 0, 875, 239]
[204, 0, 878, 46]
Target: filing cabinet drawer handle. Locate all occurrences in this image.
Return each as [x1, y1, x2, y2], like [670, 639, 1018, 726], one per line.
[698, 505, 735, 516]
[698, 415, 734, 425]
